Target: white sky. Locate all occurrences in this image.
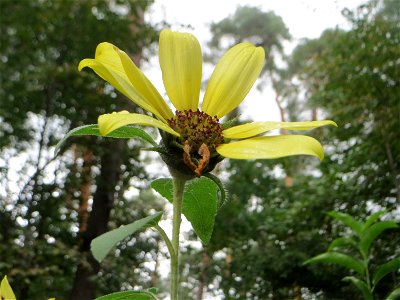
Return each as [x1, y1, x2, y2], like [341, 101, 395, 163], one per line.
[143, 0, 366, 123]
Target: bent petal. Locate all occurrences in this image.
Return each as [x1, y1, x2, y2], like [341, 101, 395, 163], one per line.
[117, 49, 173, 120]
[216, 135, 325, 160]
[224, 120, 337, 139]
[98, 111, 180, 137]
[79, 42, 172, 121]
[202, 43, 264, 118]
[159, 29, 202, 111]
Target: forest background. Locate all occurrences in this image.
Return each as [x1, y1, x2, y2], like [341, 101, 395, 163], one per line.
[0, 0, 399, 299]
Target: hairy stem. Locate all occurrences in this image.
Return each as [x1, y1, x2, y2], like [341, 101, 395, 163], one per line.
[170, 177, 186, 300]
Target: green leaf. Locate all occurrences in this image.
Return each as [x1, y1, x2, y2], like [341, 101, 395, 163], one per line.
[55, 124, 157, 154]
[343, 276, 373, 300]
[183, 177, 219, 244]
[359, 221, 398, 256]
[95, 290, 158, 300]
[151, 177, 219, 244]
[373, 258, 400, 287]
[328, 237, 358, 252]
[151, 178, 173, 203]
[304, 252, 366, 275]
[91, 212, 163, 262]
[204, 173, 227, 209]
[385, 287, 400, 300]
[328, 211, 363, 236]
[363, 210, 386, 231]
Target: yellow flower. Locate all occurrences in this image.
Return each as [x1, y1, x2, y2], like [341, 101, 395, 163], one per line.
[79, 29, 335, 176]
[0, 276, 16, 300]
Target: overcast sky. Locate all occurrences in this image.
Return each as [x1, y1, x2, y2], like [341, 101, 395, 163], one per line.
[143, 0, 366, 123]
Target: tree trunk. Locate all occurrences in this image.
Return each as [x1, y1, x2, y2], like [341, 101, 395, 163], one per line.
[196, 252, 210, 300]
[70, 139, 126, 300]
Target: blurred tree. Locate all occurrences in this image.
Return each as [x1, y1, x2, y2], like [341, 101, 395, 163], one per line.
[0, 1, 162, 299]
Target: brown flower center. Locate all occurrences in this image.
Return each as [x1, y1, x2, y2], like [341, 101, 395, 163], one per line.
[167, 109, 224, 153]
[167, 109, 224, 176]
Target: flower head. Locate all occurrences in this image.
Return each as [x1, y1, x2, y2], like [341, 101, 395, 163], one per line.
[79, 29, 335, 177]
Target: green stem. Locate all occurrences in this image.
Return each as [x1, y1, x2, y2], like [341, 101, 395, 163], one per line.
[154, 225, 175, 259]
[364, 256, 372, 291]
[170, 177, 186, 300]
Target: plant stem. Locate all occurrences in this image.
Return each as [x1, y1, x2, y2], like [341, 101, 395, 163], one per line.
[170, 177, 186, 300]
[154, 225, 175, 259]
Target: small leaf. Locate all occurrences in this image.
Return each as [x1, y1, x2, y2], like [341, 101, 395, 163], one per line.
[363, 210, 386, 231]
[373, 258, 400, 287]
[343, 276, 373, 300]
[91, 212, 163, 262]
[385, 287, 400, 300]
[359, 221, 398, 256]
[152, 177, 219, 244]
[95, 290, 158, 300]
[151, 178, 173, 203]
[328, 211, 363, 236]
[304, 252, 366, 275]
[183, 177, 219, 244]
[55, 124, 157, 154]
[328, 237, 358, 252]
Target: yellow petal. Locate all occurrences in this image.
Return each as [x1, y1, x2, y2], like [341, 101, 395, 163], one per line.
[117, 48, 173, 120]
[98, 111, 179, 137]
[0, 276, 16, 300]
[159, 29, 202, 111]
[216, 135, 325, 160]
[79, 42, 172, 121]
[224, 120, 337, 139]
[202, 43, 265, 118]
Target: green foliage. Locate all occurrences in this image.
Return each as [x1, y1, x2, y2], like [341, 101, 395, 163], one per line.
[95, 289, 158, 300]
[151, 177, 220, 244]
[305, 210, 399, 299]
[55, 124, 158, 154]
[305, 252, 366, 275]
[91, 212, 163, 262]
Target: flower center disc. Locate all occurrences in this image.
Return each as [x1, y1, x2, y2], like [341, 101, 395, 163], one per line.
[167, 109, 224, 153]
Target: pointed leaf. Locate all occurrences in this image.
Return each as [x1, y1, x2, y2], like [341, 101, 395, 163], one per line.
[373, 258, 400, 286]
[363, 210, 386, 231]
[360, 221, 398, 256]
[183, 177, 219, 244]
[343, 276, 373, 300]
[385, 287, 400, 300]
[91, 212, 163, 262]
[328, 211, 363, 236]
[95, 290, 158, 300]
[151, 178, 173, 203]
[55, 124, 157, 154]
[328, 237, 358, 252]
[304, 252, 366, 275]
[152, 177, 219, 244]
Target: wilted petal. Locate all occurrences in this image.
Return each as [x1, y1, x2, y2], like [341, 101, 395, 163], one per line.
[79, 42, 172, 121]
[159, 29, 202, 111]
[224, 120, 337, 139]
[217, 135, 325, 160]
[202, 43, 264, 118]
[98, 111, 179, 137]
